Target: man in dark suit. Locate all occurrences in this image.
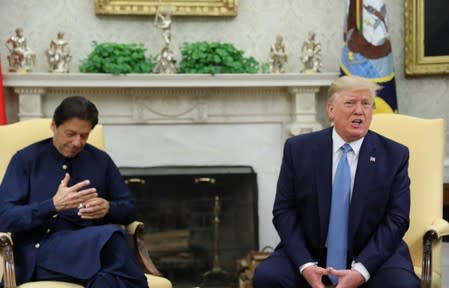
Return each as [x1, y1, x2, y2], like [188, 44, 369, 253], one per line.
[0, 96, 148, 287]
[253, 76, 420, 287]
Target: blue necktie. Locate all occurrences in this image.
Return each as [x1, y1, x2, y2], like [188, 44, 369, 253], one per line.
[327, 143, 352, 285]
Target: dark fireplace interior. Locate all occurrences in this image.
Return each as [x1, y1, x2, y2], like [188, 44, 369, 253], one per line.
[120, 166, 259, 288]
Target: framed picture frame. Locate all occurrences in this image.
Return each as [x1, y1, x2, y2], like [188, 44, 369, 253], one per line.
[405, 0, 449, 76]
[95, 0, 237, 17]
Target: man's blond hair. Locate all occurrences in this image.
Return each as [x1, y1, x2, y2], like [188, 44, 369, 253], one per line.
[328, 76, 381, 103]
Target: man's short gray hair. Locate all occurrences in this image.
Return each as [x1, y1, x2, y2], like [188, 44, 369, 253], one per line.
[328, 75, 381, 102]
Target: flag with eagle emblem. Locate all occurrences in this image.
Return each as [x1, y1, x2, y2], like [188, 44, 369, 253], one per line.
[340, 0, 398, 113]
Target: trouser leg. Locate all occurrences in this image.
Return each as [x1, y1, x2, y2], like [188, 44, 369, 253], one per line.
[86, 231, 148, 288]
[253, 248, 310, 288]
[366, 267, 420, 288]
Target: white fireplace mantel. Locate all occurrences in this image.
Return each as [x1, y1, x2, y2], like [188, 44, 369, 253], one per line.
[4, 72, 337, 88]
[4, 72, 338, 135]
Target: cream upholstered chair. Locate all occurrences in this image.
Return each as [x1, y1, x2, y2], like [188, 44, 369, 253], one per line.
[370, 114, 449, 288]
[0, 118, 172, 288]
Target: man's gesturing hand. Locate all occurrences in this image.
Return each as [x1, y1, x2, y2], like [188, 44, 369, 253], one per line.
[77, 197, 110, 219]
[327, 268, 365, 288]
[302, 265, 328, 288]
[53, 173, 98, 212]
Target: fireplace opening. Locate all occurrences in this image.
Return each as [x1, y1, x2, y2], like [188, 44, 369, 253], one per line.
[120, 166, 259, 287]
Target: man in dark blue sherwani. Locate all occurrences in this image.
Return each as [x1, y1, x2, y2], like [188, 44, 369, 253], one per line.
[0, 96, 148, 287]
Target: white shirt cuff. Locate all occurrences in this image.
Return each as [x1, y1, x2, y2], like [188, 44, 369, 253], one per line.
[351, 260, 370, 282]
[299, 262, 318, 274]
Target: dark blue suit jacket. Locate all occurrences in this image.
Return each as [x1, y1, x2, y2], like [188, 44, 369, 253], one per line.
[273, 127, 414, 276]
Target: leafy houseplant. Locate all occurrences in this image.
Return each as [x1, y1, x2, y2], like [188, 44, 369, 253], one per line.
[179, 42, 259, 74]
[79, 42, 156, 74]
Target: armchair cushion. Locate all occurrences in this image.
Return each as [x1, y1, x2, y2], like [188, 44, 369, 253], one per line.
[0, 118, 104, 180]
[370, 114, 446, 287]
[14, 274, 173, 288]
[17, 282, 82, 288]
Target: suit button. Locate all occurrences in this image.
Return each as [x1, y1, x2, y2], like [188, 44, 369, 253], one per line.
[52, 214, 58, 218]
[46, 228, 51, 234]
[35, 243, 40, 248]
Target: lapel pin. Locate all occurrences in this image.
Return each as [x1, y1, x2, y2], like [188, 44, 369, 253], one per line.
[370, 156, 376, 163]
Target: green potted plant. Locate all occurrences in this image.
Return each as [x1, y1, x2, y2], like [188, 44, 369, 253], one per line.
[179, 41, 260, 74]
[79, 42, 156, 74]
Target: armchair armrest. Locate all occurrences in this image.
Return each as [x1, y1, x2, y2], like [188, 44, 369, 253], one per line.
[426, 218, 449, 238]
[0, 232, 16, 288]
[125, 221, 163, 277]
[421, 218, 449, 288]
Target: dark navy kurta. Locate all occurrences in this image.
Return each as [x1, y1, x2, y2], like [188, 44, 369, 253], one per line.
[0, 138, 143, 286]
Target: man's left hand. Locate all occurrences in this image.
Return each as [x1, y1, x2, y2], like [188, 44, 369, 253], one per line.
[77, 197, 110, 219]
[327, 268, 365, 288]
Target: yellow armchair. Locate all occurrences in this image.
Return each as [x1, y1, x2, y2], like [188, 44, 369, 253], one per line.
[0, 118, 172, 288]
[370, 114, 449, 288]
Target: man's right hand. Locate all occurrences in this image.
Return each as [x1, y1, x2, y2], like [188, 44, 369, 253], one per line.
[53, 173, 98, 212]
[302, 265, 329, 288]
